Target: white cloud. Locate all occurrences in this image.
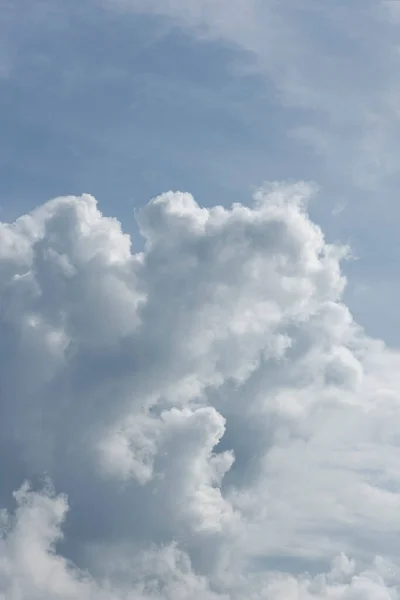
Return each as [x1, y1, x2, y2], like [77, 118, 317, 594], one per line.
[2, 185, 400, 596]
[0, 484, 399, 599]
[0, 482, 225, 599]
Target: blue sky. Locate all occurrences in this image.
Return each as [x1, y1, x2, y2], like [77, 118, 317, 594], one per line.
[4, 3, 400, 598]
[2, 1, 400, 343]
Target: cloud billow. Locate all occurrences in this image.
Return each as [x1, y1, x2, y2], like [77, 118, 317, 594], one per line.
[0, 183, 399, 598]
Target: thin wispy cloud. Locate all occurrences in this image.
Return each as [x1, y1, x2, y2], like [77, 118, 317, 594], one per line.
[115, 0, 400, 190]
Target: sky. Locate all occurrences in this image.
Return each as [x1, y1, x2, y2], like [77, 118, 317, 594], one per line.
[2, 1, 400, 599]
[2, 0, 400, 342]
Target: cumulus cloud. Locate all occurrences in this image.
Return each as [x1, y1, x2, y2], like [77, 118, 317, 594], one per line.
[0, 484, 399, 599]
[1, 184, 400, 597]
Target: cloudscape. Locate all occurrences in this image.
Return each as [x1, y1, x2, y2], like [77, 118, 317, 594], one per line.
[2, 1, 400, 599]
[2, 186, 400, 598]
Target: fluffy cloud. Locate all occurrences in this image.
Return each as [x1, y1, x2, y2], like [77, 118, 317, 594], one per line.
[0, 485, 399, 599]
[1, 184, 400, 597]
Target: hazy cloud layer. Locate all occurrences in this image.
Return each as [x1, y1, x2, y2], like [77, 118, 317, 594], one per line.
[1, 184, 400, 597]
[115, 0, 400, 191]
